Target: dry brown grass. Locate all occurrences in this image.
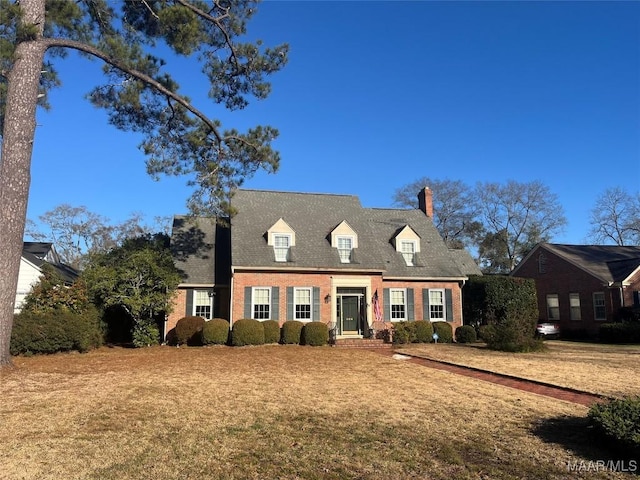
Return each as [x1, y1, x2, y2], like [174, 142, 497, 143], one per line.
[397, 341, 640, 398]
[1, 345, 635, 480]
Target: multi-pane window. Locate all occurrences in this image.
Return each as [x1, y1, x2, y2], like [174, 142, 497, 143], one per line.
[546, 294, 559, 320]
[194, 290, 212, 319]
[390, 289, 406, 321]
[429, 289, 445, 320]
[337, 236, 353, 263]
[593, 292, 606, 321]
[569, 293, 581, 321]
[273, 234, 290, 262]
[294, 288, 312, 321]
[400, 241, 416, 266]
[253, 287, 271, 320]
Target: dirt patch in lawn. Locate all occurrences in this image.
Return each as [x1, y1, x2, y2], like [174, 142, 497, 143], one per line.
[396, 341, 640, 398]
[1, 346, 635, 480]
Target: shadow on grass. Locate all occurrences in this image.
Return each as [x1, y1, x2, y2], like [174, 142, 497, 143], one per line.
[531, 415, 639, 474]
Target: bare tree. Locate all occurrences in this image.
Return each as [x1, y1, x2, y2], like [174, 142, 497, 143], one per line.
[588, 187, 640, 246]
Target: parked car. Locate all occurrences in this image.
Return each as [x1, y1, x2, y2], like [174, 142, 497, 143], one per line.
[536, 321, 560, 339]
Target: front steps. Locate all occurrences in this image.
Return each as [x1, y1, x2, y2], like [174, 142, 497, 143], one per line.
[332, 338, 392, 349]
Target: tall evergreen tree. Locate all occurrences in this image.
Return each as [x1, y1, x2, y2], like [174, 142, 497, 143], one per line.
[0, 0, 288, 366]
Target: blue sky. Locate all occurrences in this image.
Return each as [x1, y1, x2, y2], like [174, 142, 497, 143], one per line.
[27, 1, 639, 244]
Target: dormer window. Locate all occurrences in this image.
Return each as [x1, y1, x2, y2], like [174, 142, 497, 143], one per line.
[273, 234, 291, 262]
[267, 218, 295, 263]
[400, 240, 416, 266]
[392, 225, 421, 266]
[330, 221, 358, 264]
[337, 236, 353, 263]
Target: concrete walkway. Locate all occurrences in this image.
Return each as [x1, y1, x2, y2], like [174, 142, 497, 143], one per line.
[371, 348, 608, 407]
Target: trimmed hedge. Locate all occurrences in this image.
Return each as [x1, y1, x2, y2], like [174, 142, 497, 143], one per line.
[599, 322, 640, 344]
[455, 325, 477, 343]
[175, 316, 205, 346]
[415, 320, 434, 343]
[463, 276, 539, 352]
[202, 318, 230, 345]
[231, 318, 265, 346]
[263, 320, 281, 344]
[392, 321, 416, 344]
[301, 322, 329, 346]
[10, 309, 103, 355]
[281, 320, 303, 344]
[432, 321, 453, 343]
[588, 396, 640, 457]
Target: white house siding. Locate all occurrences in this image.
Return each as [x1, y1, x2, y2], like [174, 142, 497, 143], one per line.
[15, 258, 42, 313]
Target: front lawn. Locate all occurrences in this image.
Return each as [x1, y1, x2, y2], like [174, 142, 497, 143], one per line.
[1, 346, 634, 479]
[397, 341, 640, 398]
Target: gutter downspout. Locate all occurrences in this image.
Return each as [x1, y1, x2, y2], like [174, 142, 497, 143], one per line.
[229, 266, 235, 330]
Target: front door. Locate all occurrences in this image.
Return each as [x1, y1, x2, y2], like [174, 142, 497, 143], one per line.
[338, 294, 360, 335]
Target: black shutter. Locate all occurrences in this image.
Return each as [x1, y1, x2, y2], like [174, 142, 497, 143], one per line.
[407, 288, 415, 321]
[313, 287, 320, 321]
[445, 289, 453, 322]
[271, 287, 280, 321]
[186, 289, 194, 317]
[383, 288, 390, 321]
[287, 287, 294, 320]
[244, 287, 252, 319]
[422, 289, 430, 321]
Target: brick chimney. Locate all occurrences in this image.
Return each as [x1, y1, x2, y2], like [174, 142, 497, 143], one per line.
[418, 187, 433, 218]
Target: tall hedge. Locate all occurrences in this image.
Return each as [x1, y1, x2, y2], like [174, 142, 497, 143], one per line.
[463, 275, 540, 352]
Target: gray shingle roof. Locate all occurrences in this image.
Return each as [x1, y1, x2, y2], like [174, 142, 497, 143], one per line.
[230, 189, 468, 279]
[448, 248, 483, 277]
[22, 242, 78, 284]
[542, 244, 640, 283]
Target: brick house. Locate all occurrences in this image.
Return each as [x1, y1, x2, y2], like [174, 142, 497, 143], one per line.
[511, 243, 640, 336]
[166, 188, 477, 341]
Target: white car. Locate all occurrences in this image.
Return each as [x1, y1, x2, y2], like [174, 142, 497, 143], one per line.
[536, 321, 560, 338]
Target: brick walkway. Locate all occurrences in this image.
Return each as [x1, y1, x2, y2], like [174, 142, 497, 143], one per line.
[371, 348, 607, 407]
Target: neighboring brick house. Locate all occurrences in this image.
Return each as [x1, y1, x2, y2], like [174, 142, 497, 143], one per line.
[16, 242, 79, 313]
[511, 243, 640, 336]
[166, 188, 475, 340]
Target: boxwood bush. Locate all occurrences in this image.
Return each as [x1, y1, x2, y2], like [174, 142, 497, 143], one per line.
[202, 318, 230, 345]
[281, 320, 304, 344]
[415, 320, 434, 343]
[455, 325, 477, 343]
[10, 309, 103, 355]
[588, 396, 640, 457]
[432, 321, 453, 343]
[301, 322, 329, 346]
[263, 320, 281, 344]
[392, 321, 416, 344]
[231, 318, 265, 346]
[175, 316, 205, 346]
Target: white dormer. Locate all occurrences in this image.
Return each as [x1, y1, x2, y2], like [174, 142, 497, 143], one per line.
[267, 218, 296, 262]
[393, 225, 420, 266]
[330, 221, 358, 263]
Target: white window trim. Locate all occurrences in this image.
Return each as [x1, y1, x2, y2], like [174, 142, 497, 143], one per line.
[390, 288, 407, 322]
[593, 292, 606, 321]
[400, 240, 417, 266]
[569, 293, 581, 321]
[294, 287, 313, 322]
[252, 286, 271, 321]
[546, 294, 559, 321]
[193, 289, 213, 320]
[273, 233, 291, 262]
[429, 288, 445, 322]
[336, 235, 354, 263]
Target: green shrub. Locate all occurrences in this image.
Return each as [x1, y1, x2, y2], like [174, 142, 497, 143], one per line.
[455, 325, 477, 343]
[464, 276, 539, 352]
[301, 322, 329, 346]
[202, 318, 230, 345]
[263, 320, 280, 344]
[132, 319, 160, 347]
[599, 322, 640, 344]
[414, 320, 434, 343]
[10, 309, 103, 355]
[432, 322, 453, 343]
[231, 319, 265, 346]
[588, 396, 640, 457]
[175, 316, 205, 346]
[281, 320, 304, 344]
[392, 321, 416, 344]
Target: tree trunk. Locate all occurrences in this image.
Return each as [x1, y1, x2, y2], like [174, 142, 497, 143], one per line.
[0, 0, 47, 367]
